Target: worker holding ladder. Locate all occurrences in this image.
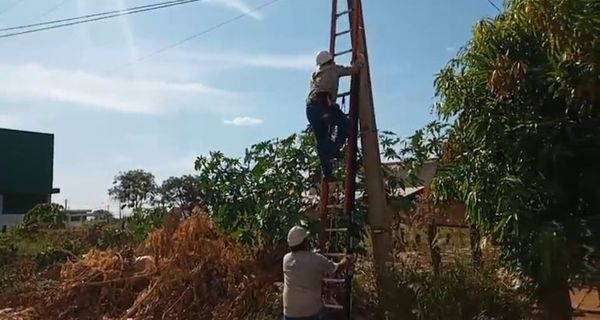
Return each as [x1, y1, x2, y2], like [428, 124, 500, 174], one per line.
[283, 226, 353, 320]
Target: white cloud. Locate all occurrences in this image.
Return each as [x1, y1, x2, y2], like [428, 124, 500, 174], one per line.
[223, 116, 264, 126]
[446, 46, 457, 52]
[172, 51, 314, 71]
[0, 63, 241, 115]
[204, 0, 263, 20]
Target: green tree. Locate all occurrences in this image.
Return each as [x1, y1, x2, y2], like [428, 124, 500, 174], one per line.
[108, 169, 157, 209]
[192, 127, 421, 249]
[158, 175, 203, 211]
[23, 203, 68, 230]
[430, 0, 600, 318]
[194, 131, 320, 246]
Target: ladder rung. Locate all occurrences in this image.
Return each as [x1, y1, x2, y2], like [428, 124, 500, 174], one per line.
[334, 49, 352, 57]
[324, 278, 345, 284]
[326, 204, 343, 209]
[325, 228, 348, 232]
[335, 29, 351, 37]
[337, 91, 351, 98]
[324, 303, 344, 310]
[335, 9, 352, 17]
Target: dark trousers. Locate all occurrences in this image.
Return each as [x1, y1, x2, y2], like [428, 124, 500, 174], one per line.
[306, 101, 348, 177]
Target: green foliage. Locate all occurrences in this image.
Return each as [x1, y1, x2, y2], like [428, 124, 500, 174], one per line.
[33, 246, 74, 269]
[108, 169, 157, 209]
[0, 223, 139, 294]
[379, 260, 533, 320]
[426, 0, 600, 315]
[95, 226, 133, 249]
[23, 203, 68, 230]
[0, 235, 18, 268]
[191, 127, 433, 248]
[127, 207, 169, 241]
[194, 130, 318, 246]
[158, 175, 203, 210]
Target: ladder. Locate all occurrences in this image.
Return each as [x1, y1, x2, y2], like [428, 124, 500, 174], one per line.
[318, 0, 365, 319]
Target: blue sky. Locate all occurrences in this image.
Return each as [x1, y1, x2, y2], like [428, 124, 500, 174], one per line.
[0, 0, 499, 210]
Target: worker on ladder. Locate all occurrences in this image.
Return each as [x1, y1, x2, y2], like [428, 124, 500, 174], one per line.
[306, 50, 364, 182]
[283, 226, 352, 320]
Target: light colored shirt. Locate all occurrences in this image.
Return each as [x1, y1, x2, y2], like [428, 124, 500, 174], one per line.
[282, 250, 338, 317]
[306, 63, 358, 105]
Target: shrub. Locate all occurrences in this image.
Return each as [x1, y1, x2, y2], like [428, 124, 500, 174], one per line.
[127, 207, 169, 241]
[33, 246, 74, 270]
[23, 203, 68, 230]
[355, 258, 534, 320]
[95, 227, 133, 249]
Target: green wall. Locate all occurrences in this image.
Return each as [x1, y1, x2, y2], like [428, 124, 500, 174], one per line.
[0, 128, 54, 195]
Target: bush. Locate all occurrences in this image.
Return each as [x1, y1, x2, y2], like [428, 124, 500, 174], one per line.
[355, 258, 534, 320]
[23, 203, 68, 230]
[33, 246, 74, 270]
[95, 227, 133, 249]
[410, 263, 531, 319]
[127, 207, 169, 241]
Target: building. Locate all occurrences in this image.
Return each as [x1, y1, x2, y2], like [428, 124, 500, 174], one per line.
[384, 159, 467, 226]
[65, 209, 113, 227]
[0, 128, 59, 228]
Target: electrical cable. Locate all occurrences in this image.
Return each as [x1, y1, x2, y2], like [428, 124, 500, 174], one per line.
[0, 0, 200, 39]
[0, 0, 198, 34]
[115, 0, 283, 70]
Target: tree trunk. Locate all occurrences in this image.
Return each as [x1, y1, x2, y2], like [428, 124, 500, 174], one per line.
[469, 225, 482, 268]
[427, 222, 441, 276]
[539, 278, 572, 320]
[537, 230, 573, 320]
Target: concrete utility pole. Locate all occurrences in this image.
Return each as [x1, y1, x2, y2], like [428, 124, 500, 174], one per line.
[348, 0, 393, 317]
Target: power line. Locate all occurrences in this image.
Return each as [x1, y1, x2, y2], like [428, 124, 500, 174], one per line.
[1, 0, 195, 32]
[115, 0, 283, 71]
[486, 0, 501, 12]
[0, 0, 200, 38]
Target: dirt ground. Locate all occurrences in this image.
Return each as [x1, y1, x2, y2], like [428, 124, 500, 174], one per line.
[573, 287, 600, 319]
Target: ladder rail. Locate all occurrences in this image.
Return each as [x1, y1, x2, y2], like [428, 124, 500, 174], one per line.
[341, 1, 361, 318]
[328, 0, 338, 56]
[319, 1, 362, 319]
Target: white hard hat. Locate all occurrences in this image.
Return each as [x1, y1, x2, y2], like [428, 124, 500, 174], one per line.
[287, 226, 308, 247]
[316, 50, 333, 66]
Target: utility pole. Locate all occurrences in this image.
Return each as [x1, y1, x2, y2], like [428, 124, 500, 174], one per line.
[119, 201, 124, 229]
[349, 0, 393, 317]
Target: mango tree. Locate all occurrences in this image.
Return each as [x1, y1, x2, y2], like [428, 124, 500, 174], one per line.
[431, 0, 600, 318]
